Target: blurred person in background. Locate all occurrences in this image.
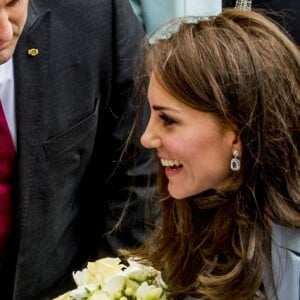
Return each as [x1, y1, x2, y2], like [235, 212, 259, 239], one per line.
[223, 0, 300, 43]
[129, 0, 222, 33]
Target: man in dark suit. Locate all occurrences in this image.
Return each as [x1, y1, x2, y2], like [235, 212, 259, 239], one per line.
[223, 0, 300, 44]
[0, 0, 153, 299]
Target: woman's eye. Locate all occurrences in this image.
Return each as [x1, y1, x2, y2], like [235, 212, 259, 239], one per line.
[159, 113, 176, 126]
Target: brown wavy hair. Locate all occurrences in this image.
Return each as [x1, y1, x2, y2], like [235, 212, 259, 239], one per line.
[126, 8, 300, 300]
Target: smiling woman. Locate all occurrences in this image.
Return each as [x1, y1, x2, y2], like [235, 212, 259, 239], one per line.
[124, 7, 300, 300]
[141, 72, 239, 200]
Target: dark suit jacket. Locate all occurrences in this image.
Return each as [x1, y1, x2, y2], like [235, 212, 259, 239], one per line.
[4, 1, 152, 299]
[223, 0, 300, 44]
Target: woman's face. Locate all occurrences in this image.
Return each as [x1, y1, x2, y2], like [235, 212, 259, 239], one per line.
[141, 73, 240, 199]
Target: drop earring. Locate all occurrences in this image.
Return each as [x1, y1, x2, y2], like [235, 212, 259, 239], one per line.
[230, 149, 240, 171]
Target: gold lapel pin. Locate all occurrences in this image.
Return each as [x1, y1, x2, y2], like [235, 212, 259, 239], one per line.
[27, 48, 39, 56]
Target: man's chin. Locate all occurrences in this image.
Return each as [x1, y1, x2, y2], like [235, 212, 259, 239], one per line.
[0, 46, 16, 65]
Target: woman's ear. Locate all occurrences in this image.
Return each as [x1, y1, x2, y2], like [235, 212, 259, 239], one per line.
[229, 122, 242, 154]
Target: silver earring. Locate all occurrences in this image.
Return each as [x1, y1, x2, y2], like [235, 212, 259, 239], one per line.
[230, 149, 241, 171]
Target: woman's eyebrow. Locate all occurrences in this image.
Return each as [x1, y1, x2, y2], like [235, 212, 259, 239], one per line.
[152, 105, 180, 113]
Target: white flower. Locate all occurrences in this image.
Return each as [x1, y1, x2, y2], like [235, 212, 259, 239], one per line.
[70, 284, 96, 299]
[89, 290, 110, 300]
[136, 282, 165, 300]
[73, 268, 90, 286]
[102, 275, 126, 296]
[53, 257, 169, 300]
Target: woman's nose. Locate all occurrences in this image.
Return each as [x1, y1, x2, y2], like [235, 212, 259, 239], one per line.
[140, 122, 162, 149]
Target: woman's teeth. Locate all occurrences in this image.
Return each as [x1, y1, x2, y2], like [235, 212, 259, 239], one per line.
[161, 159, 182, 168]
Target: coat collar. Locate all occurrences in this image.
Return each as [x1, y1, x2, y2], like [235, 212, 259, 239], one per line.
[13, 3, 52, 223]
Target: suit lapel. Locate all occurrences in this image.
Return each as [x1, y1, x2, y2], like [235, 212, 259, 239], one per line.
[13, 5, 51, 229]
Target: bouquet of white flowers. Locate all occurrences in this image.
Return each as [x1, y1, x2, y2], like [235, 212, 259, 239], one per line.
[53, 257, 169, 300]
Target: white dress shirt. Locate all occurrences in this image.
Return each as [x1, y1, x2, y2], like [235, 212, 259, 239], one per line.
[0, 58, 16, 149]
